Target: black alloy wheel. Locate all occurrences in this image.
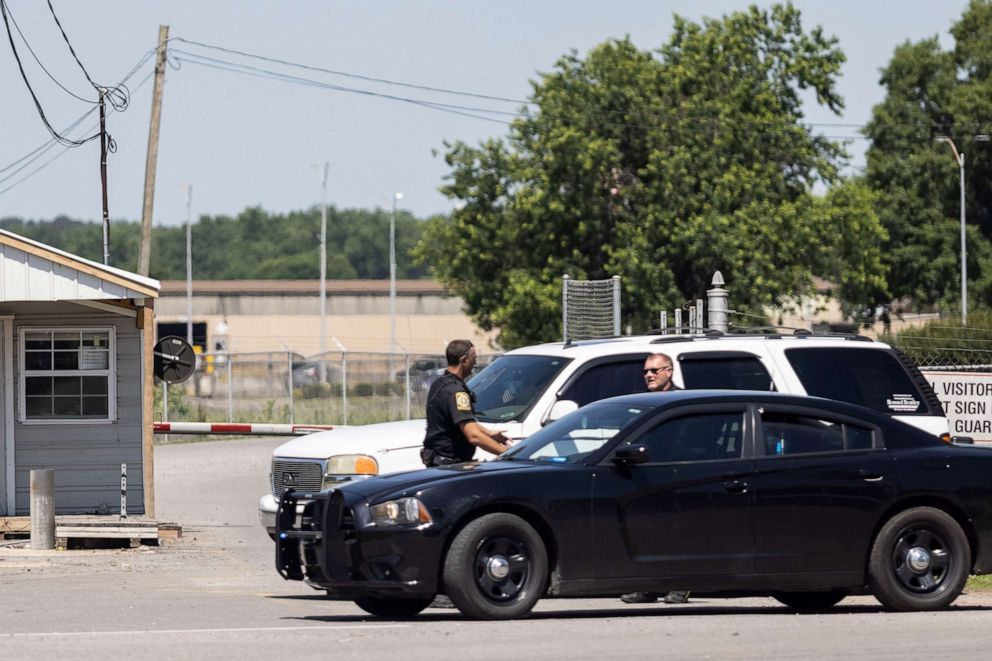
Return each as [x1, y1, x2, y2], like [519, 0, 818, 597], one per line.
[868, 507, 970, 611]
[773, 590, 847, 612]
[443, 513, 549, 620]
[353, 596, 435, 618]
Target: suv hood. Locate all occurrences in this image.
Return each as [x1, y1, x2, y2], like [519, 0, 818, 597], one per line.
[273, 419, 427, 458]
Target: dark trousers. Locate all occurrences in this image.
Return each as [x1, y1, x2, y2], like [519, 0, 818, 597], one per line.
[420, 448, 464, 467]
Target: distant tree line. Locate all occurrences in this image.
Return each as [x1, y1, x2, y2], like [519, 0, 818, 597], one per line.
[0, 205, 431, 280]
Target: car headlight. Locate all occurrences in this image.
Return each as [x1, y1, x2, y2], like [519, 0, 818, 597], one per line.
[322, 454, 378, 489]
[369, 497, 432, 527]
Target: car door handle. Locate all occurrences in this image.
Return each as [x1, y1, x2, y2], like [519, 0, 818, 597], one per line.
[723, 480, 748, 494]
[859, 469, 884, 482]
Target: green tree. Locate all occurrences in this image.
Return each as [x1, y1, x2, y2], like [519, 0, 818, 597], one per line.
[418, 4, 881, 347]
[864, 0, 992, 311]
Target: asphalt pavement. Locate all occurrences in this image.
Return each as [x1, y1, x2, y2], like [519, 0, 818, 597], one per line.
[2, 436, 992, 660]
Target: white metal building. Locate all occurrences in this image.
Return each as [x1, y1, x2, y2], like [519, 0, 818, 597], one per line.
[0, 230, 159, 518]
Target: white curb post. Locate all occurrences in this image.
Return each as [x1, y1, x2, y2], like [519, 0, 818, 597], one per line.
[120, 463, 127, 521]
[30, 469, 55, 550]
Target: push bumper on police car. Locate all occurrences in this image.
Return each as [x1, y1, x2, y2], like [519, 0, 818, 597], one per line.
[275, 487, 445, 600]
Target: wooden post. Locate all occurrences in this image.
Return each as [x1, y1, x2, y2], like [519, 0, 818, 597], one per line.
[140, 302, 156, 518]
[138, 25, 170, 276]
[30, 469, 55, 550]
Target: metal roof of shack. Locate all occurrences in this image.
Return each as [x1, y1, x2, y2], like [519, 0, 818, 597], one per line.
[0, 229, 159, 302]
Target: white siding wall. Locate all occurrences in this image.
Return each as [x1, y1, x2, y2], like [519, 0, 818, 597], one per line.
[9, 303, 144, 515]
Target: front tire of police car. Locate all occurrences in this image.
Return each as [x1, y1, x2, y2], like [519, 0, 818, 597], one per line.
[443, 513, 548, 620]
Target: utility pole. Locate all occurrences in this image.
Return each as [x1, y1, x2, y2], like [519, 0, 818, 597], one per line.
[99, 89, 110, 265]
[138, 25, 170, 276]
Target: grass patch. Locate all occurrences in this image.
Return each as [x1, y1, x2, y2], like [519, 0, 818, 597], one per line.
[967, 574, 992, 592]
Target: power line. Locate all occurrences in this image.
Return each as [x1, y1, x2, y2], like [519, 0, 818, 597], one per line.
[0, 61, 155, 195]
[170, 51, 514, 125]
[171, 37, 983, 138]
[0, 0, 100, 147]
[171, 36, 531, 106]
[171, 49, 875, 140]
[2, 0, 95, 103]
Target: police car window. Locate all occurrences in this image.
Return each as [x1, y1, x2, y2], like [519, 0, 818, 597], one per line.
[631, 412, 744, 462]
[560, 360, 646, 407]
[681, 356, 772, 390]
[505, 402, 652, 464]
[761, 412, 844, 456]
[468, 355, 570, 423]
[760, 412, 874, 456]
[785, 348, 926, 415]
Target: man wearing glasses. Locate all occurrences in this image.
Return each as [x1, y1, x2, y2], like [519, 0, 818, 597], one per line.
[642, 353, 679, 393]
[621, 352, 691, 606]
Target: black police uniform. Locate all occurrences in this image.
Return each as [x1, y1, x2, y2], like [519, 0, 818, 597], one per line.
[421, 371, 477, 467]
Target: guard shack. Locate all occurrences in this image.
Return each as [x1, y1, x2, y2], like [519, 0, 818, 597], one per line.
[0, 230, 159, 521]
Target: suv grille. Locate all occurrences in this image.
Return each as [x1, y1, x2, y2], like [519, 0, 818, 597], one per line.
[272, 459, 323, 498]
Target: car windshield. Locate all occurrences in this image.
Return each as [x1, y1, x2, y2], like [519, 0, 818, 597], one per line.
[501, 401, 654, 463]
[467, 354, 571, 423]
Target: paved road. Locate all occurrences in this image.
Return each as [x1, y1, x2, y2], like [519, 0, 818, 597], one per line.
[2, 436, 992, 660]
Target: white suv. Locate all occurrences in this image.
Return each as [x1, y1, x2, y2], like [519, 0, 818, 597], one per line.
[259, 332, 948, 535]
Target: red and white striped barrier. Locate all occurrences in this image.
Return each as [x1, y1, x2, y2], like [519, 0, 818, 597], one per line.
[153, 422, 335, 436]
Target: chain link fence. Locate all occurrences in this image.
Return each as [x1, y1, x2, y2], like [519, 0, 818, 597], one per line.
[886, 331, 992, 372]
[155, 350, 500, 426]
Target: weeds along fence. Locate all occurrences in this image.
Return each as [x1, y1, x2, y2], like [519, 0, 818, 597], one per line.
[155, 350, 499, 426]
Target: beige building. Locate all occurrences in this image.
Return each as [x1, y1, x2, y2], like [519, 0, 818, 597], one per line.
[766, 277, 940, 338]
[155, 279, 497, 355]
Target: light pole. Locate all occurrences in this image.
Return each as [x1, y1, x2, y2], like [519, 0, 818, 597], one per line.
[185, 183, 193, 347]
[319, 162, 329, 379]
[935, 134, 990, 325]
[390, 192, 403, 356]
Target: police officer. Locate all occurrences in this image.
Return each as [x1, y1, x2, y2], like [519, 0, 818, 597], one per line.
[421, 339, 509, 467]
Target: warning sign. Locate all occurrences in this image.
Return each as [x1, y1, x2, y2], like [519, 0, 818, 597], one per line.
[925, 372, 992, 441]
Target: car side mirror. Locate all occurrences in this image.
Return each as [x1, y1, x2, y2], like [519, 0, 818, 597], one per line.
[952, 436, 975, 445]
[544, 400, 579, 425]
[612, 444, 649, 466]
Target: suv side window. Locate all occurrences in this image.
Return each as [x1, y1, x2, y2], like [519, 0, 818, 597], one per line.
[560, 359, 646, 407]
[785, 347, 929, 415]
[680, 354, 773, 391]
[633, 412, 745, 462]
[760, 411, 875, 456]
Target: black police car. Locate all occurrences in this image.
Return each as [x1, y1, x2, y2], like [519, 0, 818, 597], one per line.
[276, 390, 992, 620]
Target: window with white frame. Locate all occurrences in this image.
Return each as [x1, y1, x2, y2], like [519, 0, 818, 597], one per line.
[20, 328, 116, 421]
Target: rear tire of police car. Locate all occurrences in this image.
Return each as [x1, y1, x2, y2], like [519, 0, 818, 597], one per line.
[443, 513, 548, 620]
[868, 507, 970, 611]
[353, 596, 435, 618]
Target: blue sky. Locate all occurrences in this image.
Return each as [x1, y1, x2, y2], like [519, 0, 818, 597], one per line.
[0, 1, 969, 226]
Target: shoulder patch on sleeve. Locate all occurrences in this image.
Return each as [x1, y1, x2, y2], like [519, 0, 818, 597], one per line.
[455, 391, 472, 412]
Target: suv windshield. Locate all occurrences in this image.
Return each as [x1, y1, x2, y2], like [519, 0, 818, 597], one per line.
[467, 355, 571, 423]
[503, 401, 653, 463]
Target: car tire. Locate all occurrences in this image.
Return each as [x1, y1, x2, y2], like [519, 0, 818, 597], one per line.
[353, 596, 435, 618]
[443, 512, 548, 620]
[868, 506, 970, 611]
[772, 590, 847, 612]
